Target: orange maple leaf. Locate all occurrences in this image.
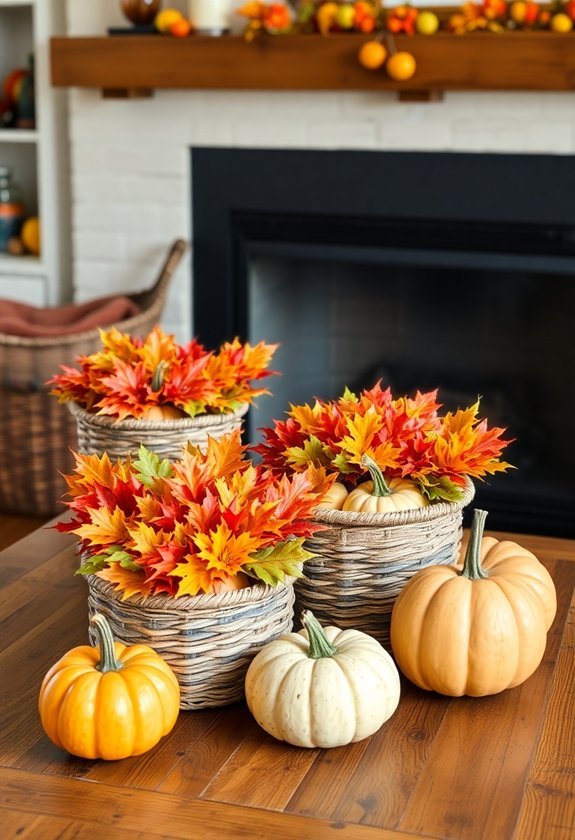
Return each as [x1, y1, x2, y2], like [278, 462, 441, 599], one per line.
[73, 505, 130, 547]
[96, 565, 154, 601]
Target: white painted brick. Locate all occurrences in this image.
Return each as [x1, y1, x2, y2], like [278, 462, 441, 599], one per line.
[469, 92, 545, 119]
[189, 119, 234, 146]
[451, 121, 573, 154]
[73, 175, 129, 204]
[341, 92, 396, 116]
[377, 118, 452, 150]
[74, 232, 126, 261]
[103, 145, 188, 178]
[233, 119, 307, 148]
[122, 175, 188, 207]
[307, 120, 379, 149]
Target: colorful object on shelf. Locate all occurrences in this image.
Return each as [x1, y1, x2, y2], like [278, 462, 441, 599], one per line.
[48, 325, 278, 420]
[0, 166, 25, 254]
[56, 431, 331, 599]
[390, 509, 557, 696]
[357, 37, 387, 68]
[386, 5, 419, 35]
[254, 382, 513, 504]
[20, 215, 40, 255]
[245, 610, 401, 747]
[154, 7, 185, 31]
[38, 613, 180, 760]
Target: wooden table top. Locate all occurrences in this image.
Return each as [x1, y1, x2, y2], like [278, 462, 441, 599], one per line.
[1, 523, 574, 840]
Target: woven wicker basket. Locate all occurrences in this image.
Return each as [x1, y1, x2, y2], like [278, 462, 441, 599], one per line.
[70, 401, 249, 460]
[297, 480, 475, 649]
[0, 239, 186, 516]
[86, 574, 295, 710]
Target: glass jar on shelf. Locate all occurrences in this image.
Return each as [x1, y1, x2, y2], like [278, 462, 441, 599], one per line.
[0, 165, 25, 253]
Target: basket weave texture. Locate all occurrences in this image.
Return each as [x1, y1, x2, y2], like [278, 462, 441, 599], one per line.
[87, 574, 296, 710]
[70, 401, 249, 460]
[0, 239, 186, 516]
[297, 480, 475, 649]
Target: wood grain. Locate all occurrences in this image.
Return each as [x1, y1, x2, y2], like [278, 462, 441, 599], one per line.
[50, 34, 575, 95]
[0, 523, 573, 840]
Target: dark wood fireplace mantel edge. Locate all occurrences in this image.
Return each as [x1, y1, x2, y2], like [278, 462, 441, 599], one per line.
[50, 33, 575, 102]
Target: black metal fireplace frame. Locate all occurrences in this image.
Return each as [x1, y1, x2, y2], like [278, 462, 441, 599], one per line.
[191, 148, 575, 537]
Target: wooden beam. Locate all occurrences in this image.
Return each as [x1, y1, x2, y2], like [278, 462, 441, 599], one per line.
[50, 33, 575, 97]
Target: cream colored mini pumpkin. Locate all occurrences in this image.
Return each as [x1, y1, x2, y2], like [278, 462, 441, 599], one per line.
[245, 611, 400, 748]
[342, 455, 428, 513]
[316, 481, 348, 510]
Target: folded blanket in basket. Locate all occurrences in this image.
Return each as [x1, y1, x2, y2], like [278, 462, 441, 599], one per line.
[0, 295, 140, 337]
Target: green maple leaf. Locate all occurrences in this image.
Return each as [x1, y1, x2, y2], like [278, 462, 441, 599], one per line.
[243, 538, 314, 587]
[76, 545, 140, 576]
[341, 386, 357, 403]
[133, 445, 173, 487]
[420, 476, 464, 503]
[182, 399, 209, 417]
[285, 435, 331, 468]
[331, 452, 357, 475]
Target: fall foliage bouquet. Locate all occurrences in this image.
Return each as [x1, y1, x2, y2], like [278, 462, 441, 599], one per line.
[254, 381, 513, 504]
[57, 430, 331, 600]
[48, 326, 278, 420]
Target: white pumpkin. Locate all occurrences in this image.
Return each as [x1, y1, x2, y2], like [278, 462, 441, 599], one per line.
[245, 611, 401, 748]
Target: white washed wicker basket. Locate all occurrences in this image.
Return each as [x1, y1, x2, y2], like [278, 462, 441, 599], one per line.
[87, 573, 296, 710]
[69, 401, 249, 459]
[297, 480, 475, 648]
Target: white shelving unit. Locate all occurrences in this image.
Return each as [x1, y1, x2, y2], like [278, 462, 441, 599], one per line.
[0, 0, 69, 306]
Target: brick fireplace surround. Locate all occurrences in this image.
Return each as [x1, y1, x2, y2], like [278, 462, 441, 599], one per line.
[66, 2, 575, 341]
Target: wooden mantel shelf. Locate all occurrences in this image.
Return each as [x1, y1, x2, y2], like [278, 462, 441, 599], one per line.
[50, 33, 575, 101]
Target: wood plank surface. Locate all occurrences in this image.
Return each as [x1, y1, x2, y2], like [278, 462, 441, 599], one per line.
[1, 523, 574, 840]
[50, 33, 575, 95]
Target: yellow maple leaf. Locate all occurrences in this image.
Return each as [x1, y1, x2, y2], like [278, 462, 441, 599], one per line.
[169, 554, 218, 597]
[96, 566, 154, 601]
[192, 523, 264, 575]
[338, 409, 383, 464]
[73, 505, 129, 547]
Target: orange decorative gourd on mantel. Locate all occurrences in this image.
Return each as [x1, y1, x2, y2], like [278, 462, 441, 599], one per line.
[390, 509, 557, 697]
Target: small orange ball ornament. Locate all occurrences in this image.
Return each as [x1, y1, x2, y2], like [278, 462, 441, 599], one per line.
[386, 51, 416, 81]
[550, 12, 573, 32]
[358, 41, 387, 70]
[170, 17, 192, 37]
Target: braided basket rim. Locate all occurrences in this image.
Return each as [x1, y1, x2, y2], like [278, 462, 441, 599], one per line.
[86, 572, 295, 613]
[312, 477, 475, 528]
[68, 400, 249, 431]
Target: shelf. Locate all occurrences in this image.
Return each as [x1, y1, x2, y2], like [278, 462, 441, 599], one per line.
[0, 128, 38, 143]
[0, 252, 44, 274]
[50, 32, 575, 99]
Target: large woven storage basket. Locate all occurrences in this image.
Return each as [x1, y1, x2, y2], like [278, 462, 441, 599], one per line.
[70, 402, 249, 460]
[0, 239, 186, 516]
[297, 480, 475, 649]
[87, 574, 295, 710]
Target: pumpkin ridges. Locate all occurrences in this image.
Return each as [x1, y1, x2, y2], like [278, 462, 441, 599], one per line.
[120, 670, 165, 754]
[57, 671, 101, 759]
[465, 582, 520, 696]
[486, 577, 548, 688]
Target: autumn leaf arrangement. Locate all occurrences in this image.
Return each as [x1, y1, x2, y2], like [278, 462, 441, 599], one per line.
[254, 382, 513, 504]
[48, 326, 278, 421]
[57, 431, 333, 600]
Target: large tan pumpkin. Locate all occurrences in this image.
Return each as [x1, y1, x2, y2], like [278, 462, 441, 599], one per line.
[390, 509, 557, 697]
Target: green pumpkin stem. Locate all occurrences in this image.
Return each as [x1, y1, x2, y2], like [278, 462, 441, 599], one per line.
[91, 613, 123, 673]
[302, 610, 337, 659]
[361, 454, 392, 497]
[461, 509, 489, 581]
[151, 360, 168, 392]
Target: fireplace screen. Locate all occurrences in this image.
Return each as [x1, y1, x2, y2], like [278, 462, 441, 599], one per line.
[191, 147, 575, 537]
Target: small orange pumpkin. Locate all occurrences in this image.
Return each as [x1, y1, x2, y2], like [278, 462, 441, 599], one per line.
[316, 481, 348, 510]
[38, 614, 180, 759]
[390, 509, 557, 697]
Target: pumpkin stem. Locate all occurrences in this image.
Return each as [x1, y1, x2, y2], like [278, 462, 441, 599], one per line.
[91, 613, 124, 673]
[151, 360, 168, 392]
[461, 509, 489, 581]
[302, 610, 337, 659]
[361, 455, 392, 496]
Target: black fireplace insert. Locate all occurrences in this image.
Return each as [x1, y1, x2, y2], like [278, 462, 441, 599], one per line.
[191, 148, 575, 538]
